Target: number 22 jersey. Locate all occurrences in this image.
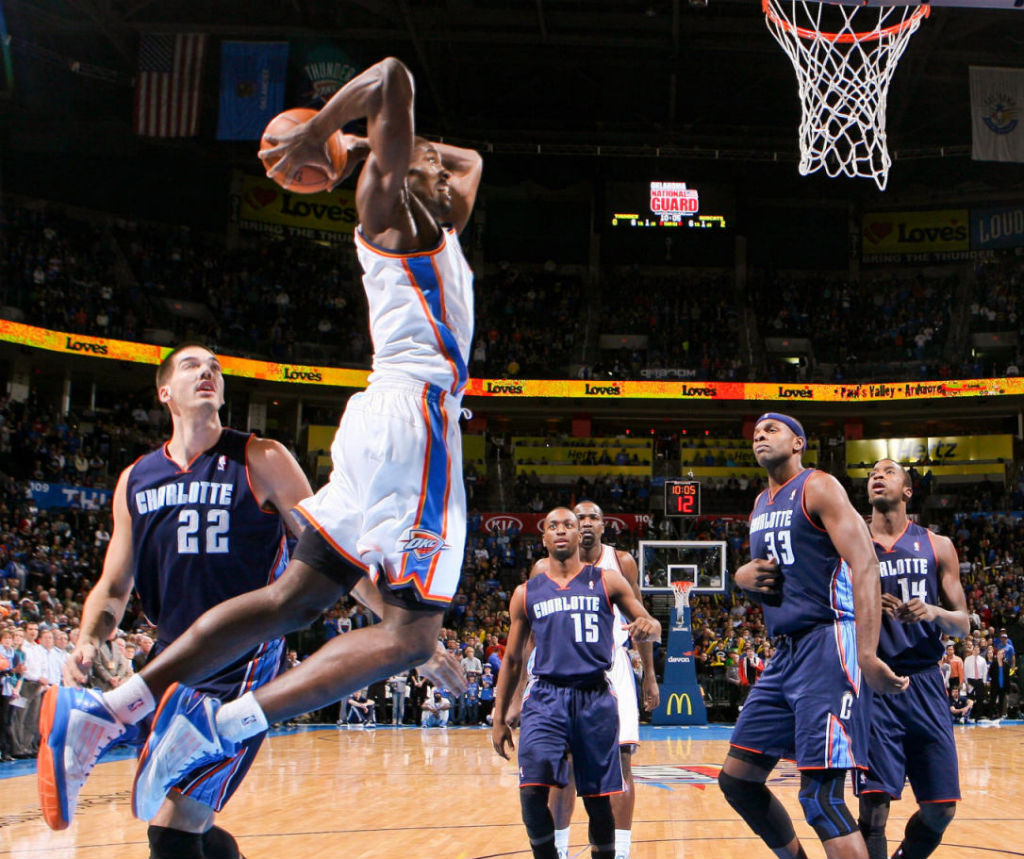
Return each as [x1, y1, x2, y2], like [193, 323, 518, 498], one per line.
[127, 428, 289, 649]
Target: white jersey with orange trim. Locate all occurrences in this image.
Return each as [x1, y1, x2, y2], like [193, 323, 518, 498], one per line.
[356, 225, 473, 398]
[597, 542, 641, 747]
[597, 543, 630, 650]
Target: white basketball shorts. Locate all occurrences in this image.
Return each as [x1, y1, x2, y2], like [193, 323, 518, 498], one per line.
[608, 645, 640, 748]
[294, 379, 466, 606]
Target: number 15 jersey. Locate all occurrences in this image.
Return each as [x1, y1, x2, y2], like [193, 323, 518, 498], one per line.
[127, 428, 289, 648]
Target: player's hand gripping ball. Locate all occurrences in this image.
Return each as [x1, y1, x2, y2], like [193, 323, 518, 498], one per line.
[259, 108, 347, 194]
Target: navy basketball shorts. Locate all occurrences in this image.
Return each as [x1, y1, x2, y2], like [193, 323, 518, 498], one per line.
[730, 621, 868, 770]
[148, 637, 284, 811]
[518, 678, 623, 797]
[855, 665, 961, 802]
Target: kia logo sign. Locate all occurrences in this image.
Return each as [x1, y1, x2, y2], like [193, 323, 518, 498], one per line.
[483, 515, 523, 534]
[604, 516, 628, 533]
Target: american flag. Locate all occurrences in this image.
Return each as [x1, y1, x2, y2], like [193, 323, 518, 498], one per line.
[134, 34, 208, 137]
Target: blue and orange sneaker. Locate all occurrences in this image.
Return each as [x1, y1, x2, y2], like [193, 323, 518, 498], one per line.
[132, 683, 236, 822]
[38, 686, 127, 830]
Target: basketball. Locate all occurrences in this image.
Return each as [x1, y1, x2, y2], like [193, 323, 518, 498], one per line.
[259, 107, 347, 194]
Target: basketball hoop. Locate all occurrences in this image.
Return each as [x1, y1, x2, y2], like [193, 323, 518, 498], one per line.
[671, 580, 694, 625]
[762, 0, 930, 191]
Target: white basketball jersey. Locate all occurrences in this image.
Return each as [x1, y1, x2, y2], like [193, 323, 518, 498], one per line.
[598, 543, 630, 649]
[355, 226, 474, 397]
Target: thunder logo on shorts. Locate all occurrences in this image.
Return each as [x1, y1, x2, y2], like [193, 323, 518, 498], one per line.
[400, 528, 451, 560]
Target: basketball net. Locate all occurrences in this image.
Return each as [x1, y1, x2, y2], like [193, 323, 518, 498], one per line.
[671, 581, 694, 626]
[763, 0, 930, 191]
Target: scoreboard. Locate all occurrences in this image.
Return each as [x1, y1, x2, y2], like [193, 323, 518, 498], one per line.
[607, 180, 733, 231]
[664, 479, 701, 517]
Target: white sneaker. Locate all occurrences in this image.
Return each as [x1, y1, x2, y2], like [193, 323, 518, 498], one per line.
[38, 686, 128, 830]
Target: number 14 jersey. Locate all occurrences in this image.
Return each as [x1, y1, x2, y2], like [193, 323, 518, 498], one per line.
[127, 428, 289, 647]
[874, 521, 943, 674]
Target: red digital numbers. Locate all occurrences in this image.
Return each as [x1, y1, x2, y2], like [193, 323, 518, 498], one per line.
[664, 480, 700, 517]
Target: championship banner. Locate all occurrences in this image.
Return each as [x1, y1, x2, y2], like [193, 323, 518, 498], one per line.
[972, 205, 1024, 250]
[477, 512, 654, 536]
[28, 481, 113, 511]
[971, 66, 1024, 164]
[216, 41, 289, 141]
[237, 172, 357, 242]
[861, 209, 970, 260]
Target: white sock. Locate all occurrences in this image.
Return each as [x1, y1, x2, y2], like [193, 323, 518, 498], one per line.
[614, 829, 631, 858]
[554, 827, 570, 854]
[215, 691, 269, 743]
[103, 675, 156, 725]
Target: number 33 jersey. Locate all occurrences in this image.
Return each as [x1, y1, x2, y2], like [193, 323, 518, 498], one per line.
[748, 468, 855, 637]
[874, 521, 943, 673]
[127, 428, 289, 647]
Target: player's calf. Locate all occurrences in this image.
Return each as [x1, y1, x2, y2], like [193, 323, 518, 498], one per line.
[718, 766, 797, 850]
[858, 792, 892, 859]
[521, 785, 558, 859]
[892, 803, 955, 859]
[581, 795, 615, 859]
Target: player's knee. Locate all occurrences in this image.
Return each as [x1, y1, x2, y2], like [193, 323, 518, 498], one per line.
[798, 770, 857, 842]
[520, 786, 554, 842]
[917, 801, 956, 834]
[718, 770, 770, 818]
[857, 792, 891, 832]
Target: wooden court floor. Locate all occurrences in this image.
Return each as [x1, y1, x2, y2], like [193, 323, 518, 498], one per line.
[2, 722, 1022, 859]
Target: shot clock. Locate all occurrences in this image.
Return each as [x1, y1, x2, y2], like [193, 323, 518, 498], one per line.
[664, 479, 701, 517]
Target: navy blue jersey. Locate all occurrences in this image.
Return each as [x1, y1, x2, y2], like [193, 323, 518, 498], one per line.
[525, 564, 614, 686]
[875, 521, 944, 673]
[127, 429, 289, 648]
[748, 469, 854, 636]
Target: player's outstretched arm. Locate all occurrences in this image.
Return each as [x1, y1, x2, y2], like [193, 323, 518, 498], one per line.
[895, 533, 970, 637]
[66, 468, 136, 687]
[603, 568, 661, 643]
[805, 472, 908, 696]
[618, 550, 660, 710]
[492, 584, 529, 759]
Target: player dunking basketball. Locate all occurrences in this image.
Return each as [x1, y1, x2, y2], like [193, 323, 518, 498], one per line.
[38, 343, 337, 858]
[723, 413, 908, 859]
[39, 56, 481, 827]
[522, 501, 658, 859]
[856, 459, 968, 859]
[493, 507, 661, 859]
